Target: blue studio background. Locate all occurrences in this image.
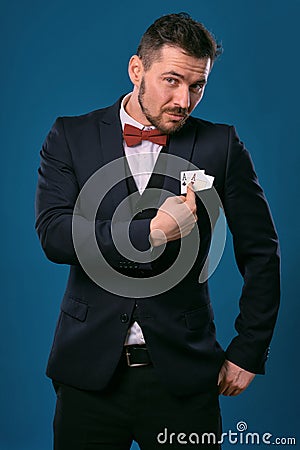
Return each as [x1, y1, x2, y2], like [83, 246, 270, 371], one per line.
[1, 0, 299, 449]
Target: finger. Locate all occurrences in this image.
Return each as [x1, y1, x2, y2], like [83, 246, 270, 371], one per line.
[185, 184, 196, 206]
[218, 379, 227, 395]
[219, 383, 228, 395]
[227, 388, 242, 396]
[186, 183, 195, 197]
[231, 388, 242, 396]
[180, 223, 195, 238]
[217, 367, 226, 389]
[221, 386, 236, 396]
[167, 196, 184, 205]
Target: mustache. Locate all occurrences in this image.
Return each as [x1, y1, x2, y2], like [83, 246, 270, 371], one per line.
[163, 107, 188, 117]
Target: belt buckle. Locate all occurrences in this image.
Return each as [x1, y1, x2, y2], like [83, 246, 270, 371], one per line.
[125, 347, 149, 367]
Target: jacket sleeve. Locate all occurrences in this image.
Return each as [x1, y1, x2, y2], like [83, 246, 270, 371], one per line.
[35, 118, 152, 267]
[223, 126, 280, 374]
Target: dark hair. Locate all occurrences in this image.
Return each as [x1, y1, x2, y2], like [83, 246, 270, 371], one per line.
[137, 13, 222, 70]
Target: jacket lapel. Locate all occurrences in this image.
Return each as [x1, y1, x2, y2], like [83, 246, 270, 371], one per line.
[160, 119, 198, 199]
[98, 97, 130, 210]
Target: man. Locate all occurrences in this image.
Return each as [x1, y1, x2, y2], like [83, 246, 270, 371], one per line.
[35, 13, 280, 450]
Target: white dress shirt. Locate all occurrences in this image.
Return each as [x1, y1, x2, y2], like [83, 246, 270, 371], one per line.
[120, 93, 163, 346]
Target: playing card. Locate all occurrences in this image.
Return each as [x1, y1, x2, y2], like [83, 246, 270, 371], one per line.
[180, 170, 214, 194]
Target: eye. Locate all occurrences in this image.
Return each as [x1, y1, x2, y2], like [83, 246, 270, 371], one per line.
[190, 83, 205, 93]
[165, 77, 178, 85]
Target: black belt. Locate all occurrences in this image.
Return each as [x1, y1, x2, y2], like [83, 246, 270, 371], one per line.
[123, 345, 152, 367]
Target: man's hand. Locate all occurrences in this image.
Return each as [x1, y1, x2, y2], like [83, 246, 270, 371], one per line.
[218, 360, 255, 396]
[150, 185, 197, 247]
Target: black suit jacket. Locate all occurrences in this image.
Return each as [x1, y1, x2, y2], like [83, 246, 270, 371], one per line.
[35, 96, 280, 396]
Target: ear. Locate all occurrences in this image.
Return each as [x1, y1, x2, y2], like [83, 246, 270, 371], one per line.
[128, 55, 144, 87]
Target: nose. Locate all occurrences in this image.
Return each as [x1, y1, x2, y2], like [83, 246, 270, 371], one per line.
[173, 86, 190, 110]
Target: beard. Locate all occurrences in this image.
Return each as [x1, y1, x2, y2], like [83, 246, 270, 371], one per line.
[138, 78, 189, 135]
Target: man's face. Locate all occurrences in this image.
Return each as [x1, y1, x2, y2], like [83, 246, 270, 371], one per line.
[136, 46, 211, 134]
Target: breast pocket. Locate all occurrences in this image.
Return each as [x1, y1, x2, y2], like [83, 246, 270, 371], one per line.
[184, 303, 214, 331]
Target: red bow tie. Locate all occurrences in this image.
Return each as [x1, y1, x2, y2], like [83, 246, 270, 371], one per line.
[123, 123, 168, 147]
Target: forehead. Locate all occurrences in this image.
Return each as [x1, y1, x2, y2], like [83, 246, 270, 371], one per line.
[149, 45, 211, 78]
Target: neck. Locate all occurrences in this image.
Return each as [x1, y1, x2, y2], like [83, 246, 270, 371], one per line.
[125, 90, 151, 126]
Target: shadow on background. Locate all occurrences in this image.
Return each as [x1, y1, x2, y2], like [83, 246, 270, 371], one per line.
[0, 0, 299, 449]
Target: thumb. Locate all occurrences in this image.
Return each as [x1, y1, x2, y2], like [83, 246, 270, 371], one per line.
[185, 184, 196, 205]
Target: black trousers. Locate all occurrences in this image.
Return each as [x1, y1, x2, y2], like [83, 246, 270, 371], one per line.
[53, 358, 222, 450]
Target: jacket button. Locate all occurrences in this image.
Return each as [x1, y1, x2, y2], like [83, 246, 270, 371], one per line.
[120, 313, 129, 323]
